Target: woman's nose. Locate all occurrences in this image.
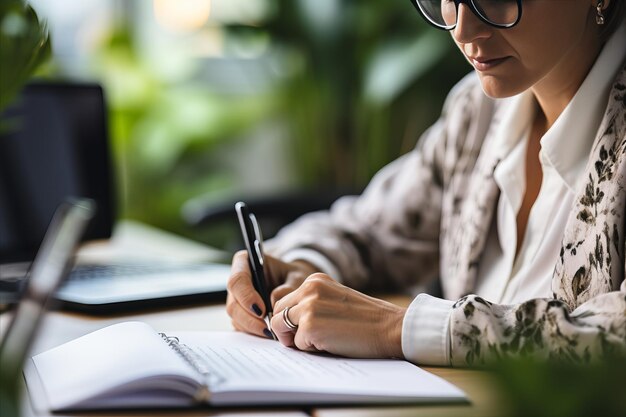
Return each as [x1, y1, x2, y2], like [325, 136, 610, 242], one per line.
[452, 3, 491, 44]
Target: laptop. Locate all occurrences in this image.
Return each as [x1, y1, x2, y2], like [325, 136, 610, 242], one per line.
[0, 82, 229, 313]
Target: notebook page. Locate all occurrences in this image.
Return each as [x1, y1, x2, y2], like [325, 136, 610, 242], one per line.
[30, 321, 200, 410]
[175, 331, 466, 405]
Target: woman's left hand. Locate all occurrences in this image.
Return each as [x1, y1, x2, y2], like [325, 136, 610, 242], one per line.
[271, 273, 407, 359]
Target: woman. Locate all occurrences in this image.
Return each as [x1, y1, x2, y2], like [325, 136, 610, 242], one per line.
[227, 0, 626, 366]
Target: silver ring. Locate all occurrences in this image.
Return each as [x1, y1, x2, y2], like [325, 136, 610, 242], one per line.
[282, 306, 298, 331]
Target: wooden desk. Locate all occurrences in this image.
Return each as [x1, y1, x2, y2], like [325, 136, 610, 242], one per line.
[1, 223, 503, 416]
[1, 301, 503, 417]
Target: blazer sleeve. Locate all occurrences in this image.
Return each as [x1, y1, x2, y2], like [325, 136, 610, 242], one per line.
[448, 281, 626, 366]
[265, 73, 486, 292]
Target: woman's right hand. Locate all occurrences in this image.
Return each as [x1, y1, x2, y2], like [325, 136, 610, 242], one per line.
[226, 250, 317, 338]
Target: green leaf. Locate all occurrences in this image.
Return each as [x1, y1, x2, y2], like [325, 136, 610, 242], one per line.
[364, 30, 450, 106]
[0, 0, 50, 115]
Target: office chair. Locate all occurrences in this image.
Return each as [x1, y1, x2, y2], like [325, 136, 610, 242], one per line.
[181, 188, 357, 252]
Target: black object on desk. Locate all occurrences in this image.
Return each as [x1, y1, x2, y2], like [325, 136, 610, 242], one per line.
[0, 82, 114, 265]
[0, 82, 113, 306]
[0, 82, 230, 314]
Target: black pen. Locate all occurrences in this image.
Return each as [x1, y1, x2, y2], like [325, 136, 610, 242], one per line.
[235, 202, 277, 340]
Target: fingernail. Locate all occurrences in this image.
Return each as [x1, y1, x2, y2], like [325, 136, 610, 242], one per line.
[263, 328, 273, 339]
[252, 304, 262, 316]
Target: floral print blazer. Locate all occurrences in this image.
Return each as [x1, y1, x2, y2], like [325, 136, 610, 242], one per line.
[267, 65, 626, 366]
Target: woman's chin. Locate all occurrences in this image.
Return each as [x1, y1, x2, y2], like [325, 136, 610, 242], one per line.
[478, 74, 527, 99]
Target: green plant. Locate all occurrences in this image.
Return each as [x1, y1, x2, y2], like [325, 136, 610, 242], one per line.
[0, 0, 50, 115]
[89, 27, 276, 241]
[228, 0, 470, 188]
[76, 1, 470, 247]
[492, 354, 626, 417]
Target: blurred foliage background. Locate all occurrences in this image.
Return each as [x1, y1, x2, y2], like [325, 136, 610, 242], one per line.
[492, 354, 626, 417]
[22, 0, 470, 248]
[0, 0, 50, 120]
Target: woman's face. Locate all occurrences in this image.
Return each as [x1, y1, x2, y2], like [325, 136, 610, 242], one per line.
[451, 0, 602, 99]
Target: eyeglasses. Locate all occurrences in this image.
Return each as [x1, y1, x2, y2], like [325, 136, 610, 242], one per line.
[410, 0, 522, 30]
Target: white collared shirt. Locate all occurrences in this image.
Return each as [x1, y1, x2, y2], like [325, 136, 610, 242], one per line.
[476, 21, 626, 304]
[402, 22, 626, 365]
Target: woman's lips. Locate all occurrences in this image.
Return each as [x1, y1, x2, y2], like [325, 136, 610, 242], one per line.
[470, 56, 509, 71]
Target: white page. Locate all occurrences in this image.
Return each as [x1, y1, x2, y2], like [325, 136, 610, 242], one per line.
[175, 332, 466, 405]
[30, 321, 200, 410]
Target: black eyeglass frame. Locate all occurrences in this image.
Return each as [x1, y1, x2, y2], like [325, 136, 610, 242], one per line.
[409, 0, 523, 31]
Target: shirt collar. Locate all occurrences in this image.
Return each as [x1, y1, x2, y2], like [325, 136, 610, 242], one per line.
[540, 22, 626, 192]
[490, 89, 535, 162]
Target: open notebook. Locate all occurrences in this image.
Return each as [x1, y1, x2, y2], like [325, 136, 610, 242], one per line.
[24, 322, 466, 410]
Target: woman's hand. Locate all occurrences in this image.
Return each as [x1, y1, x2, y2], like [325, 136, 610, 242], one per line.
[226, 250, 317, 338]
[271, 273, 407, 359]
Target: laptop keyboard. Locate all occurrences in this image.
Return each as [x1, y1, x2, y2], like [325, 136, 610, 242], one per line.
[68, 264, 214, 281]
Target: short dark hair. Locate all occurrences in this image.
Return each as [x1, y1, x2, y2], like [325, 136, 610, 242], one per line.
[601, 0, 626, 42]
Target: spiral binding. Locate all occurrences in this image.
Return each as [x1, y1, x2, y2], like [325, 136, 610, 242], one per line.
[158, 332, 223, 402]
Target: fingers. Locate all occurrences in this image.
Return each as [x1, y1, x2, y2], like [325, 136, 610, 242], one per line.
[271, 273, 336, 352]
[227, 251, 274, 338]
[270, 265, 312, 305]
[270, 283, 297, 305]
[226, 292, 270, 338]
[271, 303, 325, 353]
[227, 251, 335, 346]
[260, 271, 406, 358]
[274, 273, 334, 313]
[227, 250, 266, 317]
[271, 304, 300, 348]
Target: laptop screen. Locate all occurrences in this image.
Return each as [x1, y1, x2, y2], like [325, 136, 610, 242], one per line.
[0, 82, 115, 263]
